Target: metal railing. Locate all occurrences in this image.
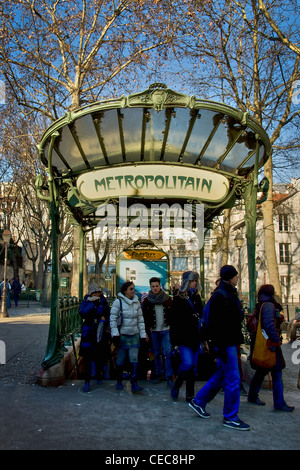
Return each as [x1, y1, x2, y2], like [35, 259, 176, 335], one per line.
[58, 296, 82, 350]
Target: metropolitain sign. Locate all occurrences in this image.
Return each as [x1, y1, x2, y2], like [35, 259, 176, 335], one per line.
[77, 164, 229, 202]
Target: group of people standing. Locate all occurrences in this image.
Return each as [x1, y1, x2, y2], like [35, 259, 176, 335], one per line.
[79, 265, 294, 431]
[0, 277, 22, 308]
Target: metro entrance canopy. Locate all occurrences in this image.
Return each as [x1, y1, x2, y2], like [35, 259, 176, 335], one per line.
[36, 83, 271, 371]
[37, 83, 271, 228]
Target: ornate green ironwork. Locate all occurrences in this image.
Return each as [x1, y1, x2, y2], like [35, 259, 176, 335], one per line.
[36, 83, 272, 372]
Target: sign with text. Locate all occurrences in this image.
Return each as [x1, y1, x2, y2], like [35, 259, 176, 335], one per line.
[122, 249, 166, 260]
[77, 164, 229, 202]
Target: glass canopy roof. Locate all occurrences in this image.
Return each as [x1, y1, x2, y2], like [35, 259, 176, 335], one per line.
[37, 84, 271, 227]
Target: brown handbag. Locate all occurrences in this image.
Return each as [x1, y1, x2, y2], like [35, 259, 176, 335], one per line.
[252, 304, 276, 369]
[246, 311, 258, 334]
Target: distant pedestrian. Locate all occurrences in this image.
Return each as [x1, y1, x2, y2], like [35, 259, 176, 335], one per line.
[248, 284, 294, 412]
[287, 309, 300, 342]
[12, 278, 21, 307]
[0, 279, 11, 309]
[189, 265, 250, 431]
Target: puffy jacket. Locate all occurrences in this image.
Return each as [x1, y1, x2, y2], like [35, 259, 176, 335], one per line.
[252, 292, 285, 371]
[110, 293, 147, 338]
[255, 292, 282, 345]
[79, 294, 110, 324]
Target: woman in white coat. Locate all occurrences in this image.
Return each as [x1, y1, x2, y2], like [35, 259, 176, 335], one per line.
[110, 281, 147, 392]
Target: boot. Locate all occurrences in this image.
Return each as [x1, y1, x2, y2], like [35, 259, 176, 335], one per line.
[116, 365, 123, 390]
[130, 377, 143, 392]
[185, 373, 195, 402]
[130, 362, 143, 392]
[83, 381, 90, 392]
[171, 373, 184, 400]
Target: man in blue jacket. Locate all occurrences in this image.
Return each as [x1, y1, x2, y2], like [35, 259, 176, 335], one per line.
[189, 265, 250, 431]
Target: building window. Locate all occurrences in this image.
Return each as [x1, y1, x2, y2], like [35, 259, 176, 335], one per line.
[279, 243, 290, 263]
[172, 257, 188, 271]
[278, 214, 289, 232]
[194, 258, 200, 271]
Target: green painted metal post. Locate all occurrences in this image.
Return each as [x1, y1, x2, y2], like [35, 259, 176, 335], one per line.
[79, 225, 84, 302]
[41, 132, 63, 369]
[243, 139, 260, 313]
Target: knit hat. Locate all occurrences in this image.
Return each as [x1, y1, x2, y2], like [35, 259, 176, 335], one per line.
[88, 283, 101, 296]
[220, 265, 238, 281]
[180, 271, 201, 293]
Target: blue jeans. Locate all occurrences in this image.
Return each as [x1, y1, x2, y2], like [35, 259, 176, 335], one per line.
[116, 334, 139, 366]
[177, 345, 200, 376]
[151, 330, 173, 379]
[194, 345, 241, 420]
[249, 367, 286, 409]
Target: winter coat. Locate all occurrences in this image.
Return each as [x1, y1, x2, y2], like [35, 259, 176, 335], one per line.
[142, 295, 172, 336]
[251, 292, 285, 371]
[255, 292, 282, 344]
[110, 293, 147, 339]
[209, 280, 244, 350]
[169, 291, 203, 351]
[12, 279, 21, 294]
[79, 294, 110, 355]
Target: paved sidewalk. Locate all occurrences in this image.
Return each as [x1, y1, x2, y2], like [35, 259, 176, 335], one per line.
[0, 304, 299, 451]
[0, 303, 50, 384]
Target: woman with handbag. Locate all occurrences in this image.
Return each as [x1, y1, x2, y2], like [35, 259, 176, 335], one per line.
[110, 281, 148, 392]
[248, 284, 294, 411]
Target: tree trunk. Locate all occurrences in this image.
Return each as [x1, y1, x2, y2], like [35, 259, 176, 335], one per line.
[261, 157, 282, 301]
[221, 208, 231, 265]
[70, 226, 88, 298]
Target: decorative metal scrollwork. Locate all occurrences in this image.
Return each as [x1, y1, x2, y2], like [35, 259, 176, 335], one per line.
[234, 180, 247, 197]
[257, 177, 269, 204]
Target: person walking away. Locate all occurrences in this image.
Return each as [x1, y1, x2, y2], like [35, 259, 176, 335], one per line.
[287, 309, 300, 342]
[169, 271, 203, 402]
[142, 277, 173, 387]
[110, 281, 148, 392]
[0, 279, 11, 309]
[79, 283, 110, 392]
[248, 284, 294, 412]
[189, 265, 250, 431]
[12, 277, 21, 307]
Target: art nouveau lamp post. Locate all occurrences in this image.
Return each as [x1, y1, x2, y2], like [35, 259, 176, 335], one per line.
[234, 232, 244, 297]
[0, 228, 11, 318]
